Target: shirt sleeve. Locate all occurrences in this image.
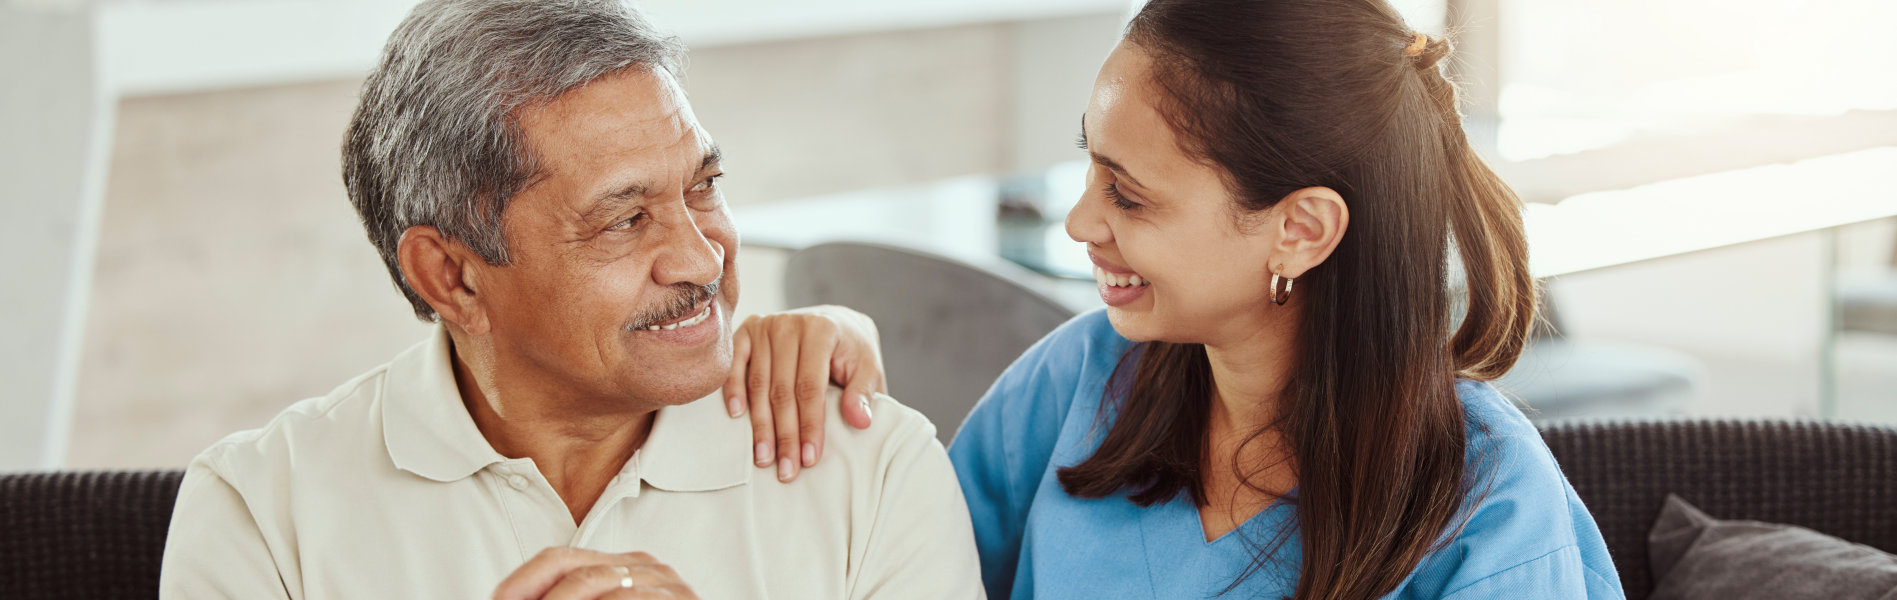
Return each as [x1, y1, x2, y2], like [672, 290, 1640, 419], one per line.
[1440, 546, 1593, 600]
[159, 450, 293, 600]
[848, 405, 987, 600]
[948, 311, 1115, 599]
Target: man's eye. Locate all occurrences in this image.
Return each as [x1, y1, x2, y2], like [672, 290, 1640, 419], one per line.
[692, 174, 723, 193]
[606, 212, 646, 231]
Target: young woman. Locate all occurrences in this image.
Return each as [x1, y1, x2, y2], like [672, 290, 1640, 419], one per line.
[733, 0, 1623, 597]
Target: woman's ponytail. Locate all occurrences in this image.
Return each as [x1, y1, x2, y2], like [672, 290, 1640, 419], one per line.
[1410, 34, 1539, 380]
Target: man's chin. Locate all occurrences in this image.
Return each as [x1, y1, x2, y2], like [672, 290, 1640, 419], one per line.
[665, 369, 727, 406]
[622, 345, 732, 408]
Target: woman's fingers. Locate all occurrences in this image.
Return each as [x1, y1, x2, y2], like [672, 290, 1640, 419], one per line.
[829, 336, 881, 431]
[741, 317, 776, 468]
[729, 307, 891, 478]
[793, 318, 838, 467]
[837, 377, 878, 431]
[767, 316, 804, 482]
[725, 320, 753, 418]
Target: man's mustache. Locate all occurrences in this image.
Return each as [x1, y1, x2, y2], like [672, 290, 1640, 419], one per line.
[627, 276, 722, 330]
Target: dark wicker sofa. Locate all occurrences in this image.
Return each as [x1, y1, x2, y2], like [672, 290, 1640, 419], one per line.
[1540, 419, 1897, 600]
[0, 470, 183, 599]
[3, 420, 1894, 599]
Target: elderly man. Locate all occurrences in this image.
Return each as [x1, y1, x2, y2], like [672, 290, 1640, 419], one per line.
[156, 0, 980, 598]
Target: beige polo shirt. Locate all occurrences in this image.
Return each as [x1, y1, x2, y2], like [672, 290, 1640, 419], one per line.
[158, 327, 983, 599]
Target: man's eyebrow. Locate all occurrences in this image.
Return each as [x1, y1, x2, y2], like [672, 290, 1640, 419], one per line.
[579, 144, 724, 226]
[1079, 114, 1149, 190]
[582, 181, 648, 225]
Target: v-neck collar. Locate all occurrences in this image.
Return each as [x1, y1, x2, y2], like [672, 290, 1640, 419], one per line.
[1136, 491, 1302, 595]
[1197, 489, 1298, 546]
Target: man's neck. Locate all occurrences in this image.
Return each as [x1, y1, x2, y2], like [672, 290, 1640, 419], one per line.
[447, 331, 659, 525]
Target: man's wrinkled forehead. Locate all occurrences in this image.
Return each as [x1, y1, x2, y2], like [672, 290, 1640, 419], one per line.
[520, 67, 697, 149]
[513, 66, 716, 196]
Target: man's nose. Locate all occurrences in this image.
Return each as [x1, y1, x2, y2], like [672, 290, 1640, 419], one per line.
[651, 211, 724, 288]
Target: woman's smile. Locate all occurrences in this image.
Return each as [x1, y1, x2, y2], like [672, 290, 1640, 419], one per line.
[1089, 251, 1151, 306]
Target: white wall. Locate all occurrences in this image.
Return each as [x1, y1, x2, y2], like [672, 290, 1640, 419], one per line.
[0, 3, 115, 470]
[1551, 232, 1833, 418]
[46, 10, 1131, 469]
[3, 0, 1129, 470]
[1006, 12, 1126, 174]
[94, 0, 1128, 97]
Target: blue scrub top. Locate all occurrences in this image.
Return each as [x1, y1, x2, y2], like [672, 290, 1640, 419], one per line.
[948, 309, 1625, 599]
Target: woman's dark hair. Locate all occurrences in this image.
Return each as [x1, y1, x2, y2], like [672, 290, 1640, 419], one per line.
[1055, 0, 1538, 598]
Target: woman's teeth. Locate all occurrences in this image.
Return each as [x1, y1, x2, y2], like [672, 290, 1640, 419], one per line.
[1093, 266, 1148, 288]
[646, 304, 712, 331]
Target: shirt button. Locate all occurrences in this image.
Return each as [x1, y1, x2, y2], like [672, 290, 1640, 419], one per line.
[506, 474, 530, 490]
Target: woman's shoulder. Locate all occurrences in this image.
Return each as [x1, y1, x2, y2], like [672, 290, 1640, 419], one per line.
[1038, 308, 1131, 358]
[994, 308, 1131, 394]
[951, 308, 1130, 459]
[1413, 379, 1622, 598]
[1453, 378, 1568, 501]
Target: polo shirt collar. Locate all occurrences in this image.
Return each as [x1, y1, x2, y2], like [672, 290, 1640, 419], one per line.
[380, 326, 752, 491]
[382, 326, 509, 482]
[631, 386, 752, 493]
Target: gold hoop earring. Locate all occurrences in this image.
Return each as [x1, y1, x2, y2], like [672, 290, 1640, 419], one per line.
[1270, 264, 1294, 306]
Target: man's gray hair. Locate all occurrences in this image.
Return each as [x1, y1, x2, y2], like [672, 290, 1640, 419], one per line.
[343, 0, 685, 320]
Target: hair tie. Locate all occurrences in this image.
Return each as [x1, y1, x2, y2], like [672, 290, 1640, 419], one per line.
[1404, 32, 1429, 58]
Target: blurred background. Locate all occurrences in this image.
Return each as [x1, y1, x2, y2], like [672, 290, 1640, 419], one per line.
[2, 0, 1893, 471]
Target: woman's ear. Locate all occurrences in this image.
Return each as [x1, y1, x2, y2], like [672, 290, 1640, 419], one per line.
[395, 226, 492, 335]
[1270, 186, 1349, 277]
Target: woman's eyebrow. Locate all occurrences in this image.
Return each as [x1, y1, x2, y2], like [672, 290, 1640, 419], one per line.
[1079, 113, 1151, 190]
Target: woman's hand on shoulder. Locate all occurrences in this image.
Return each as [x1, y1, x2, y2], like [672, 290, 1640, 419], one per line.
[724, 304, 886, 482]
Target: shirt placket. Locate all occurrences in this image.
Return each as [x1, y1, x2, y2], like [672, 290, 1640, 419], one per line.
[487, 459, 579, 558]
[572, 468, 645, 549]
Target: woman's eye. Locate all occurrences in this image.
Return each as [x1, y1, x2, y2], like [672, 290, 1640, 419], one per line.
[1104, 183, 1140, 210]
[606, 212, 646, 231]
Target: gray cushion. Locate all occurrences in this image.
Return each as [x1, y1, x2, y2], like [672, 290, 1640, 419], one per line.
[1649, 494, 1897, 599]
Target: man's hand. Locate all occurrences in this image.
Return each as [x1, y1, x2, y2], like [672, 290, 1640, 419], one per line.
[725, 304, 885, 482]
[492, 548, 699, 600]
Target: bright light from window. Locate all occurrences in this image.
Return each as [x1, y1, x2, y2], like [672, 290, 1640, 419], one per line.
[1497, 0, 1896, 161]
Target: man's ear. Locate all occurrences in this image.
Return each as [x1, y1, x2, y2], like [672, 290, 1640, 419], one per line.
[396, 226, 491, 335]
[1269, 186, 1349, 278]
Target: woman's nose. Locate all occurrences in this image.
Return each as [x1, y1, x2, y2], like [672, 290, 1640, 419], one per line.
[1065, 184, 1111, 246]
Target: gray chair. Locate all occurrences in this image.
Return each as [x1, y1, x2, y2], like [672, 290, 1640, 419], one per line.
[784, 241, 1076, 442]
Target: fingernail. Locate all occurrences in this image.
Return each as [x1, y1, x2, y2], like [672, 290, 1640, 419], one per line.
[859, 395, 873, 420]
[727, 395, 743, 418]
[755, 442, 771, 467]
[777, 457, 794, 481]
[802, 442, 816, 467]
